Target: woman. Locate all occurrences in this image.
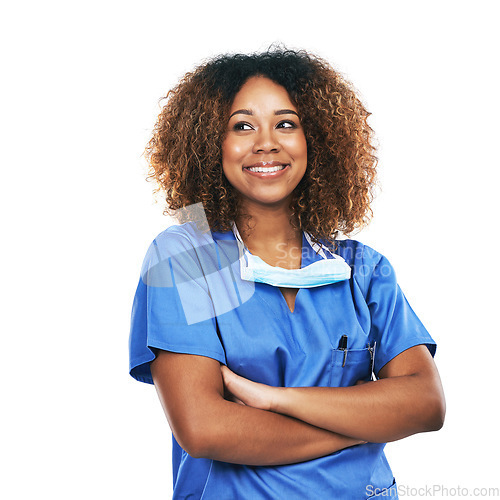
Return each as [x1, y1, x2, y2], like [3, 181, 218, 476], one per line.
[129, 48, 445, 499]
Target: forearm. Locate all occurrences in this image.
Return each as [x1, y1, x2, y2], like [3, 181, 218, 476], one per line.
[272, 375, 445, 443]
[194, 399, 363, 466]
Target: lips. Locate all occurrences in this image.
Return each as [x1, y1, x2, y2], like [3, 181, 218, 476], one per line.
[243, 161, 290, 173]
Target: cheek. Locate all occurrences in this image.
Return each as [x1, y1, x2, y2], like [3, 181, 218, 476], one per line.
[286, 135, 308, 161]
[222, 141, 239, 181]
[222, 139, 249, 179]
[221, 141, 231, 176]
[222, 138, 240, 164]
[298, 135, 308, 157]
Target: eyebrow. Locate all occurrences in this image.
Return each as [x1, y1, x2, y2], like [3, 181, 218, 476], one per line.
[229, 109, 299, 119]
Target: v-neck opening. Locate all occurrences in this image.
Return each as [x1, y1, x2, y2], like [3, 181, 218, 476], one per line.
[277, 230, 308, 315]
[279, 287, 300, 314]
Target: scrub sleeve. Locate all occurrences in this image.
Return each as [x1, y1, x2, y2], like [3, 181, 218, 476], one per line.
[129, 229, 226, 385]
[355, 244, 436, 376]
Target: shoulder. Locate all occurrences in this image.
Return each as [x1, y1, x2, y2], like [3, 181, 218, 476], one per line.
[141, 222, 227, 283]
[146, 222, 218, 258]
[334, 238, 396, 296]
[333, 238, 385, 268]
[154, 222, 214, 248]
[140, 222, 214, 275]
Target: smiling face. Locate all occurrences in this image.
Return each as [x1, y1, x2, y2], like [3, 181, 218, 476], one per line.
[222, 76, 308, 213]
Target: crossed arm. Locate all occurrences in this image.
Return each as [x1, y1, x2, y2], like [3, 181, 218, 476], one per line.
[150, 344, 445, 466]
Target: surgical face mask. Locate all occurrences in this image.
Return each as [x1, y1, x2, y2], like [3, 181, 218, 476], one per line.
[230, 222, 351, 288]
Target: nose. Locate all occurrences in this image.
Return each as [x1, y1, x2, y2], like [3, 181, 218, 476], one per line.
[252, 127, 281, 154]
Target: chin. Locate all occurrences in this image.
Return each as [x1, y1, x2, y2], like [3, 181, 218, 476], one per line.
[244, 194, 293, 208]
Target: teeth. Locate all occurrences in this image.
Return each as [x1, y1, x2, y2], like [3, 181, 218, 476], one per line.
[247, 165, 287, 173]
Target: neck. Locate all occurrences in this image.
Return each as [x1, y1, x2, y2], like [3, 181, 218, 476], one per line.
[235, 199, 302, 251]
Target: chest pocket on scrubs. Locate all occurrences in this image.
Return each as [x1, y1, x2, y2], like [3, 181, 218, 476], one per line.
[329, 347, 373, 387]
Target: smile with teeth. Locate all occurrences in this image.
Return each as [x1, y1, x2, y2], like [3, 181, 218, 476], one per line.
[246, 164, 289, 173]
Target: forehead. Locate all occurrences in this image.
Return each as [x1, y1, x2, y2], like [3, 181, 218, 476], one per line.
[229, 76, 297, 112]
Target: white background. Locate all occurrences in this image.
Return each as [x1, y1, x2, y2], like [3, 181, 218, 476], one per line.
[2, 1, 499, 498]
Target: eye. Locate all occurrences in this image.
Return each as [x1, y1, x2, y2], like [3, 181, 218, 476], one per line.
[277, 120, 297, 129]
[232, 122, 253, 131]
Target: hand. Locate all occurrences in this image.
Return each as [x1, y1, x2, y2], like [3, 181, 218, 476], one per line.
[220, 365, 277, 412]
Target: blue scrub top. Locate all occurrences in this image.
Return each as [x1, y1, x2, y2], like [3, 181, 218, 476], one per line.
[129, 222, 436, 500]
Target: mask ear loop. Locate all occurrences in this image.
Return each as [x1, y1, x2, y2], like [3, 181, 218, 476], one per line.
[303, 231, 331, 260]
[230, 221, 251, 280]
[303, 231, 349, 264]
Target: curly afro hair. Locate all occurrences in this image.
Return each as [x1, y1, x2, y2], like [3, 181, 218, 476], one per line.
[145, 46, 378, 250]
